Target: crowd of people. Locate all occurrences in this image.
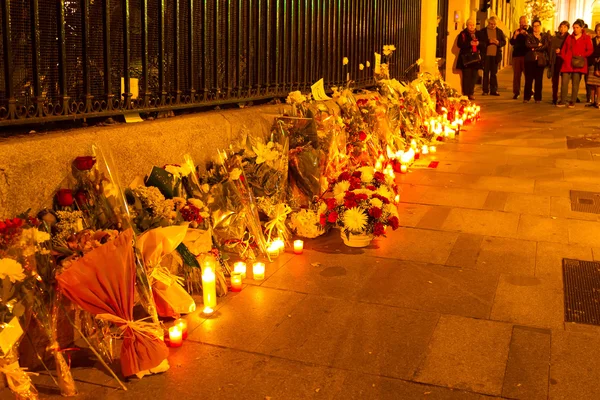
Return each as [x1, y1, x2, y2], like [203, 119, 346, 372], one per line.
[457, 15, 600, 109]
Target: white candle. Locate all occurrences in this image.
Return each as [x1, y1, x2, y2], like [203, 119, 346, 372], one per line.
[430, 146, 437, 153]
[253, 262, 265, 280]
[273, 238, 285, 251]
[233, 261, 247, 279]
[293, 240, 304, 254]
[267, 242, 280, 259]
[202, 266, 217, 309]
[422, 145, 429, 155]
[400, 165, 408, 173]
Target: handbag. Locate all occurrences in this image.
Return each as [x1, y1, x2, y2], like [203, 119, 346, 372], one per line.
[570, 37, 585, 69]
[461, 52, 481, 66]
[537, 52, 548, 67]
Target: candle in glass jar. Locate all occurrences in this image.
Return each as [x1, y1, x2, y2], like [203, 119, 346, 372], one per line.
[293, 240, 304, 254]
[175, 318, 188, 340]
[267, 243, 280, 259]
[273, 238, 285, 251]
[168, 326, 183, 347]
[202, 266, 217, 309]
[253, 262, 265, 280]
[430, 146, 437, 153]
[422, 145, 429, 155]
[231, 272, 243, 292]
[233, 261, 247, 279]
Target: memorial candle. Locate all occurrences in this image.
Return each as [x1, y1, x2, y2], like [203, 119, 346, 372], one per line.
[253, 262, 265, 280]
[233, 261, 247, 279]
[293, 240, 304, 254]
[230, 272, 243, 292]
[175, 318, 188, 340]
[202, 265, 217, 309]
[168, 326, 183, 347]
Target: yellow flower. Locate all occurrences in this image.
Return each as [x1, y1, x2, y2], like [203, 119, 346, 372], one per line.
[376, 185, 393, 200]
[357, 166, 375, 183]
[370, 198, 383, 209]
[416, 58, 424, 66]
[333, 180, 350, 203]
[383, 44, 396, 56]
[0, 258, 27, 283]
[366, 61, 371, 68]
[229, 168, 242, 180]
[359, 63, 365, 71]
[343, 57, 349, 66]
[342, 207, 368, 233]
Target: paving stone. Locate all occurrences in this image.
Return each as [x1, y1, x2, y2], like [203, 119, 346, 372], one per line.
[455, 162, 501, 175]
[416, 171, 481, 189]
[475, 236, 536, 276]
[517, 214, 569, 243]
[550, 196, 600, 221]
[534, 180, 573, 197]
[501, 326, 551, 399]
[445, 233, 484, 269]
[491, 274, 564, 329]
[550, 330, 600, 400]
[555, 158, 600, 171]
[442, 208, 520, 237]
[334, 373, 482, 400]
[256, 296, 439, 379]
[504, 193, 551, 216]
[372, 227, 459, 265]
[398, 183, 428, 203]
[417, 206, 452, 230]
[358, 260, 498, 319]
[568, 219, 600, 247]
[483, 191, 509, 211]
[563, 169, 600, 185]
[396, 203, 430, 227]
[472, 176, 535, 194]
[414, 315, 513, 396]
[187, 285, 306, 351]
[535, 241, 593, 280]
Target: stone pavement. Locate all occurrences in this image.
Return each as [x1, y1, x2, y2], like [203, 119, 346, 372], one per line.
[10, 69, 600, 399]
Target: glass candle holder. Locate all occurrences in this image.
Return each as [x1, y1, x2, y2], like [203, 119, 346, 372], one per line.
[168, 326, 183, 347]
[174, 318, 188, 340]
[233, 261, 247, 279]
[293, 240, 304, 254]
[231, 272, 243, 292]
[253, 262, 265, 280]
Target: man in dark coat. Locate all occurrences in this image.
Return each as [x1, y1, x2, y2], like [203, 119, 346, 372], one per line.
[509, 16, 533, 99]
[478, 16, 507, 95]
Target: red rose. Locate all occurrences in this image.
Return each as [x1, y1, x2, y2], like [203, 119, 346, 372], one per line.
[389, 216, 399, 230]
[374, 171, 386, 183]
[56, 189, 74, 207]
[74, 190, 88, 206]
[367, 185, 376, 191]
[358, 131, 367, 141]
[344, 191, 356, 199]
[368, 207, 382, 219]
[352, 171, 362, 179]
[338, 171, 351, 182]
[355, 194, 368, 201]
[327, 211, 338, 223]
[373, 222, 385, 236]
[392, 160, 402, 173]
[349, 177, 362, 190]
[73, 156, 96, 171]
[344, 199, 358, 209]
[240, 175, 245, 182]
[325, 198, 337, 210]
[319, 214, 327, 226]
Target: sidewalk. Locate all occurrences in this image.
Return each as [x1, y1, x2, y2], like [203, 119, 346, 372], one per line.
[16, 68, 600, 399]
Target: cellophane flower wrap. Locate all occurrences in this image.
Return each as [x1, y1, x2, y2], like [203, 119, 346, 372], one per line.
[0, 217, 40, 400]
[319, 167, 400, 238]
[56, 229, 169, 378]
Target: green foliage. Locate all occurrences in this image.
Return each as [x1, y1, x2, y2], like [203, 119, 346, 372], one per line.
[525, 0, 556, 22]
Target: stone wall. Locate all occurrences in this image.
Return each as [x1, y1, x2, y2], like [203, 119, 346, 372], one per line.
[0, 104, 285, 219]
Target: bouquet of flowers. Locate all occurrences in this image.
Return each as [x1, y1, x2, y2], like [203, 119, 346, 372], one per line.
[288, 207, 325, 239]
[319, 167, 400, 245]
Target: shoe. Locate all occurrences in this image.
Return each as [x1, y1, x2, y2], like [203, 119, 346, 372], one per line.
[552, 100, 557, 105]
[468, 95, 475, 101]
[556, 102, 566, 107]
[585, 102, 598, 107]
[490, 92, 500, 96]
[535, 101, 541, 104]
[576, 98, 581, 103]
[568, 102, 575, 108]
[482, 92, 489, 96]
[513, 94, 520, 99]
[523, 99, 530, 103]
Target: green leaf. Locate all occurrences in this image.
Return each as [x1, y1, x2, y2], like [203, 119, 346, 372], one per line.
[176, 243, 200, 268]
[145, 166, 175, 199]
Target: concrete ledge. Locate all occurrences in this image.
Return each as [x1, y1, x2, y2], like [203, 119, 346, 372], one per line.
[0, 105, 283, 218]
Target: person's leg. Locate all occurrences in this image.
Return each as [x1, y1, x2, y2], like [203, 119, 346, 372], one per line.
[559, 72, 571, 105]
[585, 74, 591, 102]
[482, 57, 490, 94]
[534, 65, 544, 101]
[571, 73, 582, 104]
[490, 58, 499, 94]
[524, 62, 534, 101]
[468, 68, 478, 95]
[513, 57, 524, 96]
[552, 58, 563, 103]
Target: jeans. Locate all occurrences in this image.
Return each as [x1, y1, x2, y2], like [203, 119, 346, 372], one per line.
[561, 72, 583, 104]
[461, 68, 478, 96]
[512, 56, 525, 95]
[552, 57, 563, 103]
[524, 61, 544, 101]
[482, 56, 499, 93]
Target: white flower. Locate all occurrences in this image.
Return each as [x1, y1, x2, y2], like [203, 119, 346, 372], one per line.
[359, 63, 365, 71]
[333, 180, 350, 202]
[165, 164, 192, 179]
[376, 185, 393, 200]
[342, 207, 368, 233]
[366, 61, 371, 68]
[252, 141, 279, 164]
[229, 168, 242, 180]
[383, 44, 396, 56]
[343, 57, 349, 65]
[370, 197, 383, 209]
[289, 209, 324, 239]
[0, 258, 27, 283]
[357, 166, 375, 183]
[189, 198, 206, 210]
[286, 91, 307, 106]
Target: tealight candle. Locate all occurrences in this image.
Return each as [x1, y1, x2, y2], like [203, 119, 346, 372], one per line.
[168, 326, 183, 347]
[293, 240, 304, 254]
[253, 262, 265, 280]
[422, 145, 429, 155]
[267, 243, 280, 259]
[230, 272, 243, 292]
[233, 261, 247, 279]
[203, 306, 214, 315]
[273, 238, 285, 251]
[400, 165, 408, 173]
[175, 318, 188, 340]
[430, 146, 437, 153]
[202, 266, 217, 309]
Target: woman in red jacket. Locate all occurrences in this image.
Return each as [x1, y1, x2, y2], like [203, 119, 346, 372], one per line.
[557, 19, 594, 108]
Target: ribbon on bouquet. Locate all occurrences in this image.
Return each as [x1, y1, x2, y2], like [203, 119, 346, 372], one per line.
[264, 203, 292, 243]
[0, 361, 39, 395]
[95, 314, 162, 342]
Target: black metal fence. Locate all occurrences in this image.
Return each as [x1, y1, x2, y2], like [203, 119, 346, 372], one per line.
[0, 0, 422, 127]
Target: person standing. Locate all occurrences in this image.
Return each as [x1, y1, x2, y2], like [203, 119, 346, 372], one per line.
[557, 19, 593, 108]
[524, 20, 550, 103]
[478, 16, 507, 96]
[585, 23, 600, 108]
[457, 19, 482, 101]
[549, 21, 570, 105]
[510, 16, 533, 99]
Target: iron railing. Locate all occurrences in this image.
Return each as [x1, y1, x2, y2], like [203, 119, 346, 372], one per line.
[0, 0, 422, 128]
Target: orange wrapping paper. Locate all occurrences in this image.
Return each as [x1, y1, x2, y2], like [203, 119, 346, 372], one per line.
[56, 229, 169, 377]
